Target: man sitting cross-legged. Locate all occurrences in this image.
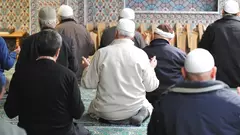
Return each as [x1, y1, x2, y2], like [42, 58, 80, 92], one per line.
[81, 19, 159, 126]
[4, 30, 89, 135]
[148, 48, 240, 135]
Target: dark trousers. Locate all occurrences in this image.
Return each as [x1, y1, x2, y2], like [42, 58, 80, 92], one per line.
[146, 88, 168, 106]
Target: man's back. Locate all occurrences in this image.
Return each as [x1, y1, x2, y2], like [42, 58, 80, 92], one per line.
[148, 81, 240, 135]
[5, 59, 84, 135]
[16, 30, 77, 72]
[199, 16, 240, 87]
[56, 20, 95, 81]
[143, 39, 186, 90]
[100, 26, 147, 49]
[84, 39, 158, 120]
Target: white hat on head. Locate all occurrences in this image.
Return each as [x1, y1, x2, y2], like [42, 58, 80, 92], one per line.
[58, 5, 73, 17]
[224, 0, 240, 14]
[120, 8, 135, 20]
[184, 48, 215, 73]
[117, 19, 135, 34]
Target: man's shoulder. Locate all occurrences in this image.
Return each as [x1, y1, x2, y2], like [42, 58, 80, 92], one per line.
[0, 36, 5, 42]
[168, 45, 186, 57]
[56, 63, 76, 75]
[216, 88, 240, 105]
[0, 121, 26, 135]
[22, 32, 39, 44]
[102, 26, 116, 35]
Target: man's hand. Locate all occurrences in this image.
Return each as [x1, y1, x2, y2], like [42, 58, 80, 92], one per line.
[82, 56, 90, 69]
[14, 46, 21, 54]
[237, 87, 240, 95]
[150, 56, 157, 68]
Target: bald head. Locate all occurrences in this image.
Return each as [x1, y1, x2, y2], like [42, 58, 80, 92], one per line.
[182, 49, 217, 81]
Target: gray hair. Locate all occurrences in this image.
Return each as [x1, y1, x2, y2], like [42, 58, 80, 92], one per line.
[37, 29, 62, 57]
[39, 18, 57, 29]
[117, 29, 134, 38]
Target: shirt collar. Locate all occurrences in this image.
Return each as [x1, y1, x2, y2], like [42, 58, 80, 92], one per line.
[110, 38, 135, 46]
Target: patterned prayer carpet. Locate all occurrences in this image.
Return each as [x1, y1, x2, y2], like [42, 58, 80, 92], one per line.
[0, 67, 148, 135]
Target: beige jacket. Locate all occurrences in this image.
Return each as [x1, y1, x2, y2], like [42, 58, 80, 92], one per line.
[81, 38, 159, 120]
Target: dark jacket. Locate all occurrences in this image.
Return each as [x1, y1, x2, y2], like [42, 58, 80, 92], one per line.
[143, 39, 186, 91]
[100, 26, 147, 49]
[4, 59, 85, 135]
[199, 16, 240, 88]
[0, 37, 17, 86]
[56, 19, 95, 81]
[148, 80, 240, 135]
[16, 28, 78, 73]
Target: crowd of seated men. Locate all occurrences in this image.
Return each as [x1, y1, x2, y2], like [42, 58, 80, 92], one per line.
[1, 0, 240, 135]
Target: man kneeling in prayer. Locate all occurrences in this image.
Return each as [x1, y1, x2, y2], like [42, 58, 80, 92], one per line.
[148, 48, 240, 135]
[4, 30, 89, 135]
[81, 19, 159, 126]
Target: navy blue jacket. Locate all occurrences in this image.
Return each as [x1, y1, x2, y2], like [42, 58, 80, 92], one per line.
[0, 37, 17, 86]
[148, 80, 240, 135]
[143, 39, 186, 91]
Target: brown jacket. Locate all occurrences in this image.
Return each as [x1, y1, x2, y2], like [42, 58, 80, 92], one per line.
[56, 19, 95, 81]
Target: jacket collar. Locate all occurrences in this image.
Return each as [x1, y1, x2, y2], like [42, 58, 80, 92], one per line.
[41, 27, 55, 31]
[221, 16, 240, 22]
[170, 80, 229, 93]
[59, 18, 76, 24]
[150, 39, 170, 46]
[110, 38, 134, 46]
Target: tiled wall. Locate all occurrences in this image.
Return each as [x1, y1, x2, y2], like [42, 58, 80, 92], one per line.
[0, 0, 236, 34]
[86, 0, 226, 27]
[0, 0, 29, 32]
[30, 0, 61, 34]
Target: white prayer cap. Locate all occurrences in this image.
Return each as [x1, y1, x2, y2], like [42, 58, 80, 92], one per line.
[224, 0, 240, 14]
[184, 48, 215, 73]
[58, 5, 73, 17]
[117, 19, 135, 34]
[120, 8, 135, 20]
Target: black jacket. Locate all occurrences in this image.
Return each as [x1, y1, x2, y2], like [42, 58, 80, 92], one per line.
[143, 39, 186, 91]
[4, 59, 85, 135]
[99, 26, 147, 49]
[148, 80, 240, 135]
[16, 28, 78, 73]
[199, 16, 240, 88]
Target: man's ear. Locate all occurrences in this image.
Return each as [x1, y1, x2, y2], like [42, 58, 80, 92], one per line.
[181, 67, 187, 79]
[222, 9, 225, 16]
[237, 12, 240, 16]
[55, 48, 61, 58]
[115, 30, 119, 39]
[210, 66, 217, 79]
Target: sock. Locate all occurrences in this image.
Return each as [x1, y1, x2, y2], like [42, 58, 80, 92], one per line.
[130, 107, 150, 126]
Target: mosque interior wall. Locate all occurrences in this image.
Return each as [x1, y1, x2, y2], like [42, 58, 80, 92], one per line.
[0, 0, 235, 34]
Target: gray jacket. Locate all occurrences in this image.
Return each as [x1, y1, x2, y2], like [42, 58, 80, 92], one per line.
[0, 121, 26, 135]
[56, 19, 95, 81]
